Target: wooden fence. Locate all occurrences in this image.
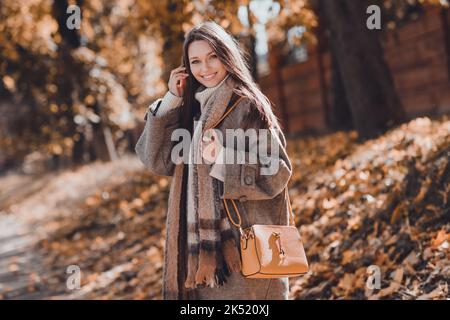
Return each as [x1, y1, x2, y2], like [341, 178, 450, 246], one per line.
[260, 6, 450, 135]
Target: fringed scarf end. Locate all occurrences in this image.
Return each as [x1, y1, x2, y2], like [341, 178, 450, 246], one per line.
[222, 238, 242, 273]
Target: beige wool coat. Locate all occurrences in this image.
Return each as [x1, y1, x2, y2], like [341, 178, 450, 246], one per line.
[135, 91, 294, 300]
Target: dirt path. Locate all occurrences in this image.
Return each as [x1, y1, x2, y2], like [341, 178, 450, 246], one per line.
[0, 156, 144, 299]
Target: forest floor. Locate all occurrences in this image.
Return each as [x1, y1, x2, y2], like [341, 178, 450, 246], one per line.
[0, 116, 449, 300]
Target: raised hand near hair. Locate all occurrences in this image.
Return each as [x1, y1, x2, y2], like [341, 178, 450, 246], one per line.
[168, 66, 188, 97]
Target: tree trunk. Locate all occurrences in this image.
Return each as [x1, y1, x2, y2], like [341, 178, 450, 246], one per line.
[91, 103, 117, 162]
[319, 0, 406, 140]
[52, 0, 82, 49]
[238, 33, 258, 82]
[160, 0, 188, 83]
[329, 51, 353, 131]
[246, 4, 258, 82]
[72, 131, 86, 164]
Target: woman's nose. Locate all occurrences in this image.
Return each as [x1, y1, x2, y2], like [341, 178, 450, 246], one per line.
[200, 62, 212, 73]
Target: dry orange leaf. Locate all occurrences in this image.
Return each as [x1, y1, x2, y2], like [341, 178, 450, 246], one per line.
[431, 229, 450, 248]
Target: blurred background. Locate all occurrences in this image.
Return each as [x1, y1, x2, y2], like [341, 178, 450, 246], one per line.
[0, 0, 449, 300]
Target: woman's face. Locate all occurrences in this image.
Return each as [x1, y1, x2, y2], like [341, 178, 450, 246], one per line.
[188, 40, 228, 88]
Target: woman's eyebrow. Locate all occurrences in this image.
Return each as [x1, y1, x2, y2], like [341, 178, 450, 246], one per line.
[189, 51, 215, 60]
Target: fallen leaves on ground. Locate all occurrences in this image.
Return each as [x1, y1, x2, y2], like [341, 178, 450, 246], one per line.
[288, 116, 449, 300]
[0, 116, 449, 300]
[37, 168, 170, 300]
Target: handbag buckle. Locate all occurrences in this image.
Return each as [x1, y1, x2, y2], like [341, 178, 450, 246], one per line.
[241, 228, 254, 250]
[272, 231, 285, 258]
[242, 229, 254, 240]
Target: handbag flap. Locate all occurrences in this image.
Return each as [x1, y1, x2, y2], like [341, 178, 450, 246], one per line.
[251, 224, 309, 274]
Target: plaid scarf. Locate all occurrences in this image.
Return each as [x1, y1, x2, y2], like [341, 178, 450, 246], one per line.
[184, 76, 242, 289]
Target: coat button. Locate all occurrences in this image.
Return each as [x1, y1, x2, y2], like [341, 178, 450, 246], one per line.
[244, 175, 253, 185]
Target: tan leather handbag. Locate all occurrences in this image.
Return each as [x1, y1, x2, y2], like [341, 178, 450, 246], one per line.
[223, 189, 309, 279]
[211, 95, 309, 278]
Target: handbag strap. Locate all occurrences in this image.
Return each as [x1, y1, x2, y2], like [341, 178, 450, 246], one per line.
[223, 188, 295, 231]
[285, 188, 296, 226]
[210, 95, 296, 230]
[209, 96, 244, 129]
[209, 94, 245, 232]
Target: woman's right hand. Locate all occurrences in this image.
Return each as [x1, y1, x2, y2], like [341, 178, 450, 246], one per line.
[168, 66, 189, 97]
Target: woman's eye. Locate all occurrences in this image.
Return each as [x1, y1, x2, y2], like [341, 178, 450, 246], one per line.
[190, 55, 216, 64]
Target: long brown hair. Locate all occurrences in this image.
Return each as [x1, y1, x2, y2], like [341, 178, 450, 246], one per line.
[181, 21, 281, 133]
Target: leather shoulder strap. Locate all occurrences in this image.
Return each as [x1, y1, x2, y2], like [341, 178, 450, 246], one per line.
[224, 188, 293, 231]
[210, 95, 245, 129]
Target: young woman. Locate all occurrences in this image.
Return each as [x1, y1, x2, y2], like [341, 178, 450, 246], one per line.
[135, 21, 293, 300]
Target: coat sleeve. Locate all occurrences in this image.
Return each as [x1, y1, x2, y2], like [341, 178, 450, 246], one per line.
[211, 99, 292, 201]
[135, 98, 183, 177]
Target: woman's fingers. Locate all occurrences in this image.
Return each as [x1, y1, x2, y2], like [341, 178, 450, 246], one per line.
[171, 66, 184, 74]
[168, 67, 188, 97]
[176, 80, 185, 96]
[171, 66, 186, 76]
[172, 72, 188, 80]
[174, 72, 189, 78]
[177, 77, 186, 87]
[173, 73, 189, 84]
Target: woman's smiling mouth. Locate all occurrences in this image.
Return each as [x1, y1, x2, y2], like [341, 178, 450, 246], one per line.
[201, 73, 217, 80]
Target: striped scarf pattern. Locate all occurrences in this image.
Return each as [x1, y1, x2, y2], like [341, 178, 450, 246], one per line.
[184, 76, 242, 289]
